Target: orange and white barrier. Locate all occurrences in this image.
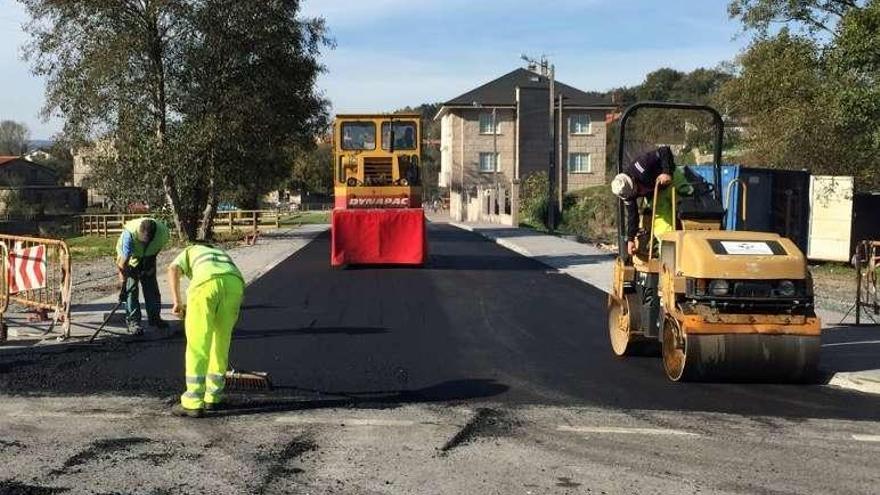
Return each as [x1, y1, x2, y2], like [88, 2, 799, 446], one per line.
[0, 235, 71, 341]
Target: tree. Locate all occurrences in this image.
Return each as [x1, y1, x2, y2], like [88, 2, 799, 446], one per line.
[719, 31, 850, 171]
[723, 0, 880, 190]
[288, 143, 333, 197]
[396, 103, 442, 200]
[729, 0, 864, 39]
[0, 121, 30, 156]
[608, 67, 735, 168]
[20, 0, 330, 240]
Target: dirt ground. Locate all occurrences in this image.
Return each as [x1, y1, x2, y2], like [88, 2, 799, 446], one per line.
[810, 263, 863, 314]
[70, 250, 181, 305]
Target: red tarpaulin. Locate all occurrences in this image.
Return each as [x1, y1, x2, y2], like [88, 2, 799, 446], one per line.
[331, 208, 427, 266]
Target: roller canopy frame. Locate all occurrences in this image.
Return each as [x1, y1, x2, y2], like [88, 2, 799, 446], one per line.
[615, 101, 725, 259]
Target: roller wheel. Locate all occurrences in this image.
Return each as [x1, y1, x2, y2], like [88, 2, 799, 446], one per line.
[662, 316, 688, 381]
[609, 294, 638, 356]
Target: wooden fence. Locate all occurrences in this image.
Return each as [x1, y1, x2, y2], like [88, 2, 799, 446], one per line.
[79, 210, 281, 237]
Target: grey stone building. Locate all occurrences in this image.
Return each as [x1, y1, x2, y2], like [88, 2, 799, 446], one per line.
[435, 68, 615, 221]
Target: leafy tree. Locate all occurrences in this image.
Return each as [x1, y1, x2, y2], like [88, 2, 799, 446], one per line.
[20, 0, 331, 240]
[0, 121, 30, 156]
[723, 0, 880, 190]
[608, 67, 734, 168]
[396, 103, 442, 201]
[288, 143, 333, 197]
[729, 0, 863, 39]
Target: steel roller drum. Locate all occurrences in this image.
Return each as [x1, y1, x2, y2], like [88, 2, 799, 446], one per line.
[667, 333, 821, 382]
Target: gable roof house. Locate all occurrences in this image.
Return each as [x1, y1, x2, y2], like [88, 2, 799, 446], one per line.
[0, 156, 59, 187]
[435, 68, 616, 222]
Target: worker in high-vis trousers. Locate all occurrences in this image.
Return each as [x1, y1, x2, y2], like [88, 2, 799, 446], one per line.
[116, 217, 170, 334]
[167, 242, 244, 418]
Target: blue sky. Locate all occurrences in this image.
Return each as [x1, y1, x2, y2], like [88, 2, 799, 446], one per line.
[0, 0, 747, 139]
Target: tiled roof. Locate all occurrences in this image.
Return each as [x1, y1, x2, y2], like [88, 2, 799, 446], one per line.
[443, 68, 614, 108]
[0, 156, 20, 166]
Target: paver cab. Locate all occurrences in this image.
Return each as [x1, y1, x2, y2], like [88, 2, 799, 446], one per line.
[330, 114, 427, 266]
[608, 102, 821, 381]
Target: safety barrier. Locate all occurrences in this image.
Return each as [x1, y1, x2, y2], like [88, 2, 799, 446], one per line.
[78, 210, 282, 237]
[0, 234, 72, 341]
[847, 240, 880, 325]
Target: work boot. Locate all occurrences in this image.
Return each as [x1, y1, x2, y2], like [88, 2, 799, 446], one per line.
[148, 319, 170, 330]
[171, 404, 204, 418]
[127, 322, 144, 336]
[204, 402, 224, 411]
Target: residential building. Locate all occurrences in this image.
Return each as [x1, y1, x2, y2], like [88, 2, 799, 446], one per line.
[0, 156, 85, 219]
[72, 139, 115, 207]
[435, 68, 616, 221]
[0, 156, 59, 187]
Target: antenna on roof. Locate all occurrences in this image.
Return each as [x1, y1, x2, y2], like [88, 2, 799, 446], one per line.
[521, 54, 551, 77]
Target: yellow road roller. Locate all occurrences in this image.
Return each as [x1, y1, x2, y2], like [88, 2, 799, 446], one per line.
[608, 102, 821, 382]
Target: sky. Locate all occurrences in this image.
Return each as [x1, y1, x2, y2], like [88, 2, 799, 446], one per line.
[0, 0, 749, 140]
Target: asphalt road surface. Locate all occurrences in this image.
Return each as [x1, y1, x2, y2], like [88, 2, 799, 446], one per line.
[1, 223, 879, 494]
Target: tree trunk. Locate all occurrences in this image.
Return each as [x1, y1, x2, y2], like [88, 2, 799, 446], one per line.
[145, 7, 192, 241]
[199, 160, 218, 241]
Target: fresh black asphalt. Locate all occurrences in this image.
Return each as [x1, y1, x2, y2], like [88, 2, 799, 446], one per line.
[2, 223, 880, 421]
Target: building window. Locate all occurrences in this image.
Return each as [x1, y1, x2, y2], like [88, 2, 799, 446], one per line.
[570, 114, 591, 135]
[479, 152, 500, 172]
[569, 153, 591, 173]
[479, 113, 500, 135]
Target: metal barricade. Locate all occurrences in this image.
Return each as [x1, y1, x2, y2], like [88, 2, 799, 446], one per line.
[0, 234, 72, 341]
[845, 240, 880, 325]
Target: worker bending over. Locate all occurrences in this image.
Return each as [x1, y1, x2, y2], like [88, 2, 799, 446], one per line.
[116, 217, 170, 334]
[611, 146, 693, 255]
[168, 242, 244, 418]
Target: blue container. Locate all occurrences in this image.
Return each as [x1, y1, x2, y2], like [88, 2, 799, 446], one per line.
[687, 164, 737, 230]
[685, 164, 773, 232]
[682, 165, 810, 252]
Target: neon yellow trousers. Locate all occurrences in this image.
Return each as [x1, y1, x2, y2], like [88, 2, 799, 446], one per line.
[180, 275, 244, 410]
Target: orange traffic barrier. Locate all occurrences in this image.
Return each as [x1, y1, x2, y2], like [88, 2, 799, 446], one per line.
[0, 234, 72, 341]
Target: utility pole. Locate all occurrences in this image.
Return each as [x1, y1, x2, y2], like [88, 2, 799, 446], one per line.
[547, 60, 556, 232]
[493, 106, 498, 215]
[557, 94, 564, 210]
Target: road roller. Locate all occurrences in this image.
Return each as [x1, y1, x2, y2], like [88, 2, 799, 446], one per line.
[608, 102, 821, 382]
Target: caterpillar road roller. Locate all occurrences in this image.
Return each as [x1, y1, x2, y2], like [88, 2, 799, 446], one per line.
[608, 102, 821, 382]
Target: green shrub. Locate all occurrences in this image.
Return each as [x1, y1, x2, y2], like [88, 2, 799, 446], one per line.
[559, 185, 618, 243]
[519, 172, 550, 228]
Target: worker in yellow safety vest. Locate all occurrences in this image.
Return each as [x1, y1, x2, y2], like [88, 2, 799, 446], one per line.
[167, 242, 244, 418]
[116, 217, 170, 334]
[611, 146, 693, 255]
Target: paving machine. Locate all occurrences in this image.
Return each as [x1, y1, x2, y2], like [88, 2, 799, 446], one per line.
[330, 114, 427, 266]
[608, 102, 821, 381]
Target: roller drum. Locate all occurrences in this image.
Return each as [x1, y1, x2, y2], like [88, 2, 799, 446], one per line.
[678, 334, 820, 382]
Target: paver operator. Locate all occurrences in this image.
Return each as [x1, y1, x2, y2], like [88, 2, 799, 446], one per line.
[116, 217, 171, 334]
[611, 146, 693, 256]
[168, 242, 244, 418]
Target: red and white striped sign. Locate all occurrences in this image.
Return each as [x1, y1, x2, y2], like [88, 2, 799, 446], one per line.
[7, 244, 47, 294]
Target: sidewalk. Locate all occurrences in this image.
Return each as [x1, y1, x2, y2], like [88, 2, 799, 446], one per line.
[2, 224, 329, 351]
[449, 218, 880, 395]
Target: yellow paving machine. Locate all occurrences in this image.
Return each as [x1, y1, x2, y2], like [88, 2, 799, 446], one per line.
[608, 102, 821, 381]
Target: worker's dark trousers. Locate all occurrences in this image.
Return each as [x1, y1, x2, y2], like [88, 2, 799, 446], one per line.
[125, 258, 161, 325]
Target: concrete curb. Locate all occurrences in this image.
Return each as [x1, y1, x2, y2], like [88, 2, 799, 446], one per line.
[827, 372, 880, 395]
[449, 221, 536, 259]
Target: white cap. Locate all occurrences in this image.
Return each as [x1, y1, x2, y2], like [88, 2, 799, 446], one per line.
[611, 173, 634, 199]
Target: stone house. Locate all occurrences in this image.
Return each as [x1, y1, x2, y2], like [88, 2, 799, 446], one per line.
[435, 68, 616, 221]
